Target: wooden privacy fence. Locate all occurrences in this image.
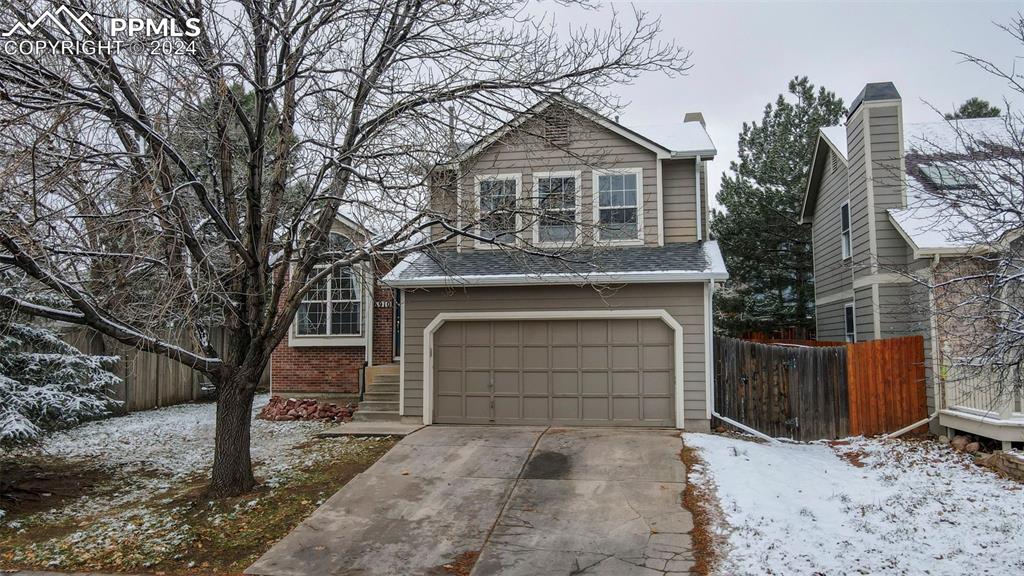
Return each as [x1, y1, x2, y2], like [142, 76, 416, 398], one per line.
[64, 326, 270, 413]
[714, 335, 927, 441]
[846, 337, 928, 437]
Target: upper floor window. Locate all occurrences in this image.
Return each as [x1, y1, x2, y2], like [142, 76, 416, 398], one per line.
[844, 302, 857, 343]
[534, 171, 580, 244]
[840, 202, 852, 260]
[594, 168, 643, 243]
[477, 174, 519, 245]
[296, 266, 361, 336]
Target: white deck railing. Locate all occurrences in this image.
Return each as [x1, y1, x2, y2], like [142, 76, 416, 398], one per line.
[943, 362, 1023, 419]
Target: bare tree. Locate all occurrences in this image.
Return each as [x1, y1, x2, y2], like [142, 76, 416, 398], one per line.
[0, 0, 690, 495]
[891, 15, 1024, 412]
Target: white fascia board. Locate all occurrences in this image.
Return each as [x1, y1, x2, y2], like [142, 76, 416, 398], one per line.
[386, 269, 728, 288]
[670, 149, 717, 159]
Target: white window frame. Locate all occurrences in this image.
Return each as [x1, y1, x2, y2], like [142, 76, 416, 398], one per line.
[840, 201, 852, 260]
[532, 170, 582, 246]
[474, 173, 522, 249]
[289, 264, 368, 347]
[592, 167, 645, 246]
[844, 302, 857, 343]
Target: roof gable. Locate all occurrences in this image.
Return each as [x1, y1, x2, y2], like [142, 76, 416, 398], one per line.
[800, 127, 848, 223]
[453, 96, 716, 165]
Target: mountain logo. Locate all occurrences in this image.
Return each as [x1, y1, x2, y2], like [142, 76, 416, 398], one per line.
[2, 6, 95, 37]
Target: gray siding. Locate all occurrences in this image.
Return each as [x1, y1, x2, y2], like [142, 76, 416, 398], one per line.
[854, 287, 875, 340]
[846, 110, 873, 280]
[810, 144, 854, 339]
[810, 97, 937, 425]
[700, 160, 709, 241]
[449, 110, 660, 249]
[868, 105, 908, 271]
[662, 158, 698, 242]
[815, 299, 850, 342]
[402, 283, 710, 429]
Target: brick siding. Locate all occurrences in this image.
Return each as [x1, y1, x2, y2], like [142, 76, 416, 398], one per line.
[372, 283, 396, 365]
[271, 256, 398, 395]
[271, 345, 365, 395]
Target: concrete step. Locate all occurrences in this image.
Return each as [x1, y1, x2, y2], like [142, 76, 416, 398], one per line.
[364, 393, 399, 403]
[371, 374, 400, 384]
[365, 383, 399, 394]
[370, 363, 401, 375]
[359, 400, 400, 412]
[352, 409, 402, 422]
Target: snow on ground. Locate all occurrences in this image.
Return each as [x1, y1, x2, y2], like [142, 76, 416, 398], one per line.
[28, 393, 327, 488]
[2, 395, 387, 568]
[685, 434, 1024, 576]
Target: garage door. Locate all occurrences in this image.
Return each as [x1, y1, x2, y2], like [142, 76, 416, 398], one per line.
[433, 318, 675, 426]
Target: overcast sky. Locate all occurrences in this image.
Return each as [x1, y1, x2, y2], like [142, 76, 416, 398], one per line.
[542, 0, 1024, 208]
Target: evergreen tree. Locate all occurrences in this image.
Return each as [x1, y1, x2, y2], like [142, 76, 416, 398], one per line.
[945, 97, 1001, 120]
[711, 77, 845, 336]
[0, 304, 120, 445]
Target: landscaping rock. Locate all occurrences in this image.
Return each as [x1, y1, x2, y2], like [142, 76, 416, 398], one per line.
[258, 395, 357, 423]
[938, 435, 950, 445]
[964, 442, 981, 454]
[978, 451, 1024, 482]
[951, 435, 970, 451]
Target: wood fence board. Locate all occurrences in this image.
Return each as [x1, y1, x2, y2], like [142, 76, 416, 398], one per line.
[715, 335, 927, 441]
[61, 326, 270, 413]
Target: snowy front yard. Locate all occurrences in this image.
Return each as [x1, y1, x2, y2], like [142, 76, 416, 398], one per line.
[685, 434, 1024, 576]
[0, 394, 396, 573]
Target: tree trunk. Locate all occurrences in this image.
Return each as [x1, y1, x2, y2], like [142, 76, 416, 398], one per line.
[209, 375, 257, 497]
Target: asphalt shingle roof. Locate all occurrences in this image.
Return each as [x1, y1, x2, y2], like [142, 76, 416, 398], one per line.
[386, 241, 724, 287]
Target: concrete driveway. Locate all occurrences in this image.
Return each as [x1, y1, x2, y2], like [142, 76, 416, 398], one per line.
[246, 426, 694, 576]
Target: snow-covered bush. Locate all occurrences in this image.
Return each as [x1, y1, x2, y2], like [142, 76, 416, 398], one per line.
[0, 316, 120, 445]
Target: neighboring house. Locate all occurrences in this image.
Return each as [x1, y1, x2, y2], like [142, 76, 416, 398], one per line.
[383, 97, 728, 431]
[270, 214, 402, 405]
[801, 81, 1022, 446]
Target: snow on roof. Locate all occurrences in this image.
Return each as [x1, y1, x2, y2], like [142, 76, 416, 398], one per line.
[904, 117, 1014, 155]
[890, 118, 1021, 255]
[888, 176, 976, 253]
[625, 120, 717, 158]
[819, 125, 848, 160]
[888, 172, 1016, 255]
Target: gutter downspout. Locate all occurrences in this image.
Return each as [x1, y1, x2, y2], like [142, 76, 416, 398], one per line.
[705, 279, 716, 422]
[712, 411, 778, 443]
[884, 412, 937, 439]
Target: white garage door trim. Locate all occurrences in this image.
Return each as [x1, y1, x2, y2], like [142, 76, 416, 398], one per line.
[422, 309, 685, 429]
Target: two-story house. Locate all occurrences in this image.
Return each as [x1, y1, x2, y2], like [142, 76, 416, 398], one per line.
[382, 97, 727, 431]
[802, 81, 1022, 446]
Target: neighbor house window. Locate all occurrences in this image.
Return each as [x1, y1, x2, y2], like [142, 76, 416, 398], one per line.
[840, 202, 852, 260]
[296, 266, 361, 336]
[595, 169, 642, 242]
[535, 172, 579, 243]
[477, 175, 519, 244]
[844, 302, 856, 343]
